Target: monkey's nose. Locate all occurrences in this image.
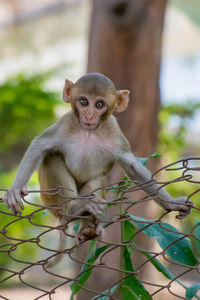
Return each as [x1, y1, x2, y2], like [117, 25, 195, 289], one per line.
[86, 115, 93, 122]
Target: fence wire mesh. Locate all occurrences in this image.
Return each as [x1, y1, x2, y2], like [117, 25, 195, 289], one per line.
[0, 157, 200, 300]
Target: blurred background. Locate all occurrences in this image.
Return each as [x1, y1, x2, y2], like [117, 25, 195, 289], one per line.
[0, 0, 200, 299]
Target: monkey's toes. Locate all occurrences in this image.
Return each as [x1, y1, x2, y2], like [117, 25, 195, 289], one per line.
[82, 223, 98, 239]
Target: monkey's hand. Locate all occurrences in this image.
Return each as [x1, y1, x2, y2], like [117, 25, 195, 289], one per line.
[3, 186, 28, 214]
[72, 196, 106, 218]
[161, 196, 193, 219]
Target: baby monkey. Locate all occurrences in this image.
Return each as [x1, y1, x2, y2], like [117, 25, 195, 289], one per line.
[3, 73, 192, 247]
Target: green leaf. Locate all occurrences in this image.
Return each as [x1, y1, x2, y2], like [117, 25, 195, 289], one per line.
[73, 220, 81, 233]
[137, 246, 200, 298]
[91, 285, 118, 300]
[194, 218, 200, 257]
[148, 152, 161, 159]
[119, 176, 132, 190]
[136, 152, 161, 166]
[186, 283, 200, 299]
[106, 184, 121, 197]
[107, 199, 119, 208]
[121, 246, 152, 300]
[106, 184, 119, 194]
[70, 244, 111, 299]
[123, 220, 136, 243]
[141, 251, 173, 280]
[136, 157, 149, 166]
[42, 210, 49, 217]
[129, 215, 198, 267]
[88, 240, 97, 252]
[122, 220, 136, 255]
[121, 285, 140, 299]
[106, 176, 132, 199]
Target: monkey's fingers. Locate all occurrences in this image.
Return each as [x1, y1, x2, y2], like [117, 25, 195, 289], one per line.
[3, 190, 23, 214]
[170, 197, 193, 211]
[176, 210, 191, 220]
[174, 198, 193, 219]
[3, 193, 9, 209]
[96, 223, 105, 239]
[72, 198, 106, 219]
[16, 193, 24, 211]
[86, 202, 105, 217]
[90, 197, 106, 214]
[3, 193, 15, 212]
[8, 194, 21, 214]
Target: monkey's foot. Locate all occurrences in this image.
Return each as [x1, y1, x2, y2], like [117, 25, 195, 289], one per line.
[166, 197, 193, 219]
[75, 221, 104, 245]
[72, 196, 106, 218]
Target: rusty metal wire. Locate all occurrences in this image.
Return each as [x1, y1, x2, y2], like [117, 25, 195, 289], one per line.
[0, 157, 200, 300]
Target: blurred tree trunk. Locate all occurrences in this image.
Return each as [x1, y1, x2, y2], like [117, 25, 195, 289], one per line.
[76, 0, 167, 299]
[88, 0, 166, 154]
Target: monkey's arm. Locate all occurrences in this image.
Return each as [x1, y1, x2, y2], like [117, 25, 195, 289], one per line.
[3, 129, 59, 214]
[117, 151, 193, 219]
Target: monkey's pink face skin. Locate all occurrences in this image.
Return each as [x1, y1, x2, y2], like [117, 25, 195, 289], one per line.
[75, 96, 108, 130]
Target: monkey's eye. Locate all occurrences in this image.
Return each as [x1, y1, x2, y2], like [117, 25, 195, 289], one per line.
[80, 98, 88, 106]
[96, 101, 104, 109]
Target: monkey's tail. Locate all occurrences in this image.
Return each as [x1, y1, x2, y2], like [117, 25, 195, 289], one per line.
[46, 230, 67, 268]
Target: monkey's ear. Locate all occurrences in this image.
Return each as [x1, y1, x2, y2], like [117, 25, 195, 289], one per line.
[62, 79, 74, 103]
[115, 90, 130, 113]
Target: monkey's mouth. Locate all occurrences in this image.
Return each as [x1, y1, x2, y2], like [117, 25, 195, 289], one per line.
[82, 122, 97, 130]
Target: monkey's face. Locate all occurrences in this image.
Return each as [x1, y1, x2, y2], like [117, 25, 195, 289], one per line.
[62, 73, 130, 130]
[74, 95, 109, 130]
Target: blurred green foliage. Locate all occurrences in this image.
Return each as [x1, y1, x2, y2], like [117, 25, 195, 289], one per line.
[172, 0, 200, 27]
[0, 197, 47, 268]
[159, 100, 200, 161]
[0, 70, 61, 274]
[159, 100, 200, 224]
[0, 72, 59, 154]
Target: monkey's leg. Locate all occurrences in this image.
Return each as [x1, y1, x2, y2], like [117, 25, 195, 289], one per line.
[38, 153, 80, 267]
[38, 153, 78, 222]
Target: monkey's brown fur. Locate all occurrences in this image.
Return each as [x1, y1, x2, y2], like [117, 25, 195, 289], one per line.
[3, 73, 192, 267]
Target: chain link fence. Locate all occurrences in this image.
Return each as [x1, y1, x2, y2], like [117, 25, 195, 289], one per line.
[0, 157, 200, 300]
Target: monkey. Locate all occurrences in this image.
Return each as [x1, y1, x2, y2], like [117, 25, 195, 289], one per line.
[3, 73, 192, 264]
